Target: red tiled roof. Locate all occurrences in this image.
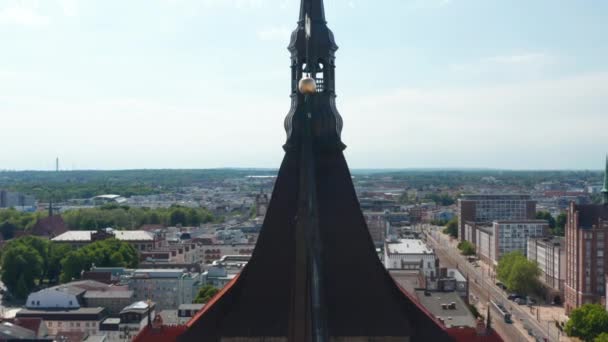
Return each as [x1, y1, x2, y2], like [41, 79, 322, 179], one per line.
[133, 325, 187, 342]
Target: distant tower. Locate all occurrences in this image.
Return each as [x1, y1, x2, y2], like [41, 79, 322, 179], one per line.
[602, 155, 608, 205]
[255, 189, 269, 217]
[56, 157, 59, 172]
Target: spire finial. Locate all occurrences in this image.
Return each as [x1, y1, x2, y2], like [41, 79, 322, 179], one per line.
[299, 0, 325, 23]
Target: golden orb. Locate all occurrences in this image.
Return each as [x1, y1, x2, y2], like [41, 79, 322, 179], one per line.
[298, 77, 317, 94]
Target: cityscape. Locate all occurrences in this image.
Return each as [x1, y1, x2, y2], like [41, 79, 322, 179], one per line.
[2, 0, 608, 342]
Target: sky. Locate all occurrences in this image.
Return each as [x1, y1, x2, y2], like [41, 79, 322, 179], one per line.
[1, 0, 607, 170]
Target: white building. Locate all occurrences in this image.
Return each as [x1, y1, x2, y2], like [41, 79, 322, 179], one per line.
[52, 228, 157, 251]
[199, 244, 255, 264]
[178, 304, 205, 324]
[126, 269, 202, 311]
[26, 288, 80, 310]
[99, 301, 156, 342]
[494, 220, 548, 260]
[383, 239, 437, 277]
[527, 237, 566, 300]
[16, 307, 107, 336]
[475, 225, 496, 266]
[474, 220, 548, 265]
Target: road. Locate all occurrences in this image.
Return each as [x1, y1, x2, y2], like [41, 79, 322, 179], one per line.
[423, 226, 567, 342]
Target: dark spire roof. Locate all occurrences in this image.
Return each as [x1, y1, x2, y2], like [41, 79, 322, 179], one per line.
[299, 0, 326, 23]
[176, 0, 454, 341]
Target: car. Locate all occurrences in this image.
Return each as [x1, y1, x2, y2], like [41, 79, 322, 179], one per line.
[526, 296, 537, 305]
[508, 293, 523, 300]
[514, 297, 525, 305]
[496, 282, 507, 290]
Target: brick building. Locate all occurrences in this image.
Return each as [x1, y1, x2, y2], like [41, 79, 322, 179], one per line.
[564, 158, 608, 314]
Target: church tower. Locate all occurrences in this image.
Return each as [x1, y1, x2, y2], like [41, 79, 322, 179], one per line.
[129, 1, 464, 341]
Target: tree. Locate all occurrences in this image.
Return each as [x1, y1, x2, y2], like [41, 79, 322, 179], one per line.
[555, 212, 567, 236]
[1, 244, 44, 298]
[443, 217, 458, 238]
[59, 239, 139, 283]
[47, 243, 71, 282]
[496, 251, 541, 295]
[0, 221, 17, 240]
[194, 285, 219, 304]
[536, 211, 556, 229]
[565, 304, 608, 341]
[457, 241, 476, 256]
[596, 333, 608, 342]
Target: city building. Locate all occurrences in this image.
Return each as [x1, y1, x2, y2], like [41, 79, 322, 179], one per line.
[363, 211, 389, 247]
[118, 301, 156, 341]
[25, 280, 132, 315]
[140, 243, 200, 265]
[198, 243, 254, 264]
[423, 268, 468, 300]
[98, 301, 156, 342]
[458, 194, 536, 242]
[16, 307, 107, 336]
[0, 189, 36, 210]
[177, 304, 204, 325]
[127, 269, 202, 311]
[564, 159, 608, 314]
[254, 191, 269, 217]
[384, 239, 437, 277]
[527, 237, 566, 302]
[51, 228, 157, 251]
[83, 290, 134, 316]
[475, 224, 496, 265]
[474, 220, 548, 265]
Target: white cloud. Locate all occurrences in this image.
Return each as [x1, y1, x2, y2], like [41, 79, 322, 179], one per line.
[341, 71, 608, 168]
[256, 26, 291, 42]
[484, 53, 552, 65]
[58, 0, 78, 17]
[449, 52, 557, 79]
[0, 6, 49, 27]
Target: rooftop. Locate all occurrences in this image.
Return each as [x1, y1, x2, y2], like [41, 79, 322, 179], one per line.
[52, 230, 154, 242]
[178, 304, 205, 311]
[0, 322, 36, 340]
[84, 290, 134, 299]
[414, 290, 477, 329]
[121, 301, 155, 314]
[385, 239, 433, 255]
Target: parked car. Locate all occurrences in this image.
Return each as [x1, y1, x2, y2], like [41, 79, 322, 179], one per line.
[526, 296, 537, 305]
[508, 293, 524, 300]
[496, 282, 507, 290]
[514, 297, 525, 305]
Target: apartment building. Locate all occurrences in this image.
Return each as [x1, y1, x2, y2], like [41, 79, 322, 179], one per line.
[458, 194, 536, 242]
[527, 237, 566, 302]
[564, 202, 608, 314]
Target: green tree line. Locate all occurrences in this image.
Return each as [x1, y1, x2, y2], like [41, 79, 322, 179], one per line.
[62, 204, 215, 230]
[0, 205, 215, 234]
[0, 236, 138, 298]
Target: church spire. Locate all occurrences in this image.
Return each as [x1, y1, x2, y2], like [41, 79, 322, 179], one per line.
[602, 154, 608, 205]
[299, 0, 326, 23]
